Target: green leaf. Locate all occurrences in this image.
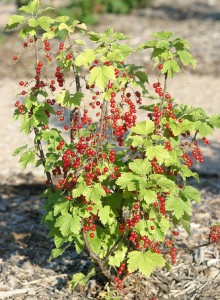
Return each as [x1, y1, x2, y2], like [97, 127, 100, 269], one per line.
[33, 106, 48, 125]
[19, 150, 35, 169]
[209, 114, 220, 128]
[116, 173, 137, 191]
[58, 22, 72, 33]
[182, 186, 200, 203]
[56, 90, 84, 108]
[128, 135, 144, 147]
[107, 49, 124, 62]
[195, 121, 214, 137]
[129, 159, 151, 176]
[166, 196, 191, 219]
[84, 183, 106, 204]
[178, 50, 197, 68]
[37, 16, 54, 31]
[127, 250, 165, 276]
[88, 66, 115, 90]
[19, 116, 37, 134]
[72, 20, 87, 31]
[159, 217, 170, 234]
[87, 231, 102, 254]
[42, 30, 56, 40]
[98, 206, 114, 225]
[55, 16, 70, 23]
[75, 49, 96, 67]
[54, 198, 70, 216]
[170, 119, 194, 136]
[162, 59, 180, 77]
[28, 18, 38, 27]
[131, 120, 154, 135]
[108, 244, 127, 267]
[75, 39, 86, 46]
[71, 92, 84, 106]
[50, 246, 68, 259]
[13, 144, 28, 156]
[55, 213, 81, 236]
[72, 183, 87, 198]
[179, 165, 199, 181]
[136, 40, 157, 51]
[134, 71, 148, 84]
[19, 27, 37, 39]
[69, 269, 95, 289]
[117, 44, 133, 59]
[139, 190, 157, 205]
[37, 7, 55, 16]
[146, 145, 170, 164]
[5, 15, 26, 30]
[180, 213, 191, 234]
[152, 31, 174, 40]
[156, 40, 170, 48]
[19, 0, 40, 14]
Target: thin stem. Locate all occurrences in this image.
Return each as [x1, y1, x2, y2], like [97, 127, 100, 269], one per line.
[67, 34, 82, 143]
[160, 72, 168, 114]
[34, 129, 55, 193]
[70, 63, 82, 142]
[33, 37, 55, 193]
[103, 234, 124, 264]
[189, 130, 198, 146]
[96, 99, 108, 154]
[82, 229, 114, 282]
[162, 240, 215, 254]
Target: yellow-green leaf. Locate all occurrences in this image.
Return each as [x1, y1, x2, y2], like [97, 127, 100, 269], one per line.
[88, 66, 115, 90]
[127, 250, 165, 276]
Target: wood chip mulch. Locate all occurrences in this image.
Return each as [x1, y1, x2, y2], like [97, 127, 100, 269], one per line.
[0, 174, 219, 300]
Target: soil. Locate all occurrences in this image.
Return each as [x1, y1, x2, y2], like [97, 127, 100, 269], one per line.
[0, 0, 220, 299]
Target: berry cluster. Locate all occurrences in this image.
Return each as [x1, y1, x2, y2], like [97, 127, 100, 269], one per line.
[83, 215, 98, 238]
[114, 261, 131, 289]
[209, 225, 220, 243]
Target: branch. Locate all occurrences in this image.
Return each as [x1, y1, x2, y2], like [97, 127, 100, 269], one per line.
[96, 99, 108, 154]
[162, 240, 216, 254]
[160, 71, 168, 114]
[32, 37, 55, 193]
[82, 229, 114, 282]
[34, 128, 55, 193]
[68, 34, 82, 143]
[103, 234, 124, 264]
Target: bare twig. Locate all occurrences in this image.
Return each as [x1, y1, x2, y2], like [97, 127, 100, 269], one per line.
[162, 240, 215, 254]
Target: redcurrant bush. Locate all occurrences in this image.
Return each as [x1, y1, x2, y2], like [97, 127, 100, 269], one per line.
[6, 0, 220, 293]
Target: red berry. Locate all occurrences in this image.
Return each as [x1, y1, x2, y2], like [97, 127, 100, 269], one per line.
[158, 63, 163, 70]
[173, 230, 179, 236]
[90, 233, 95, 238]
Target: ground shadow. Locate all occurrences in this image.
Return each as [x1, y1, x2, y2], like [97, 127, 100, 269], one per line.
[0, 181, 93, 291]
[137, 2, 220, 21]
